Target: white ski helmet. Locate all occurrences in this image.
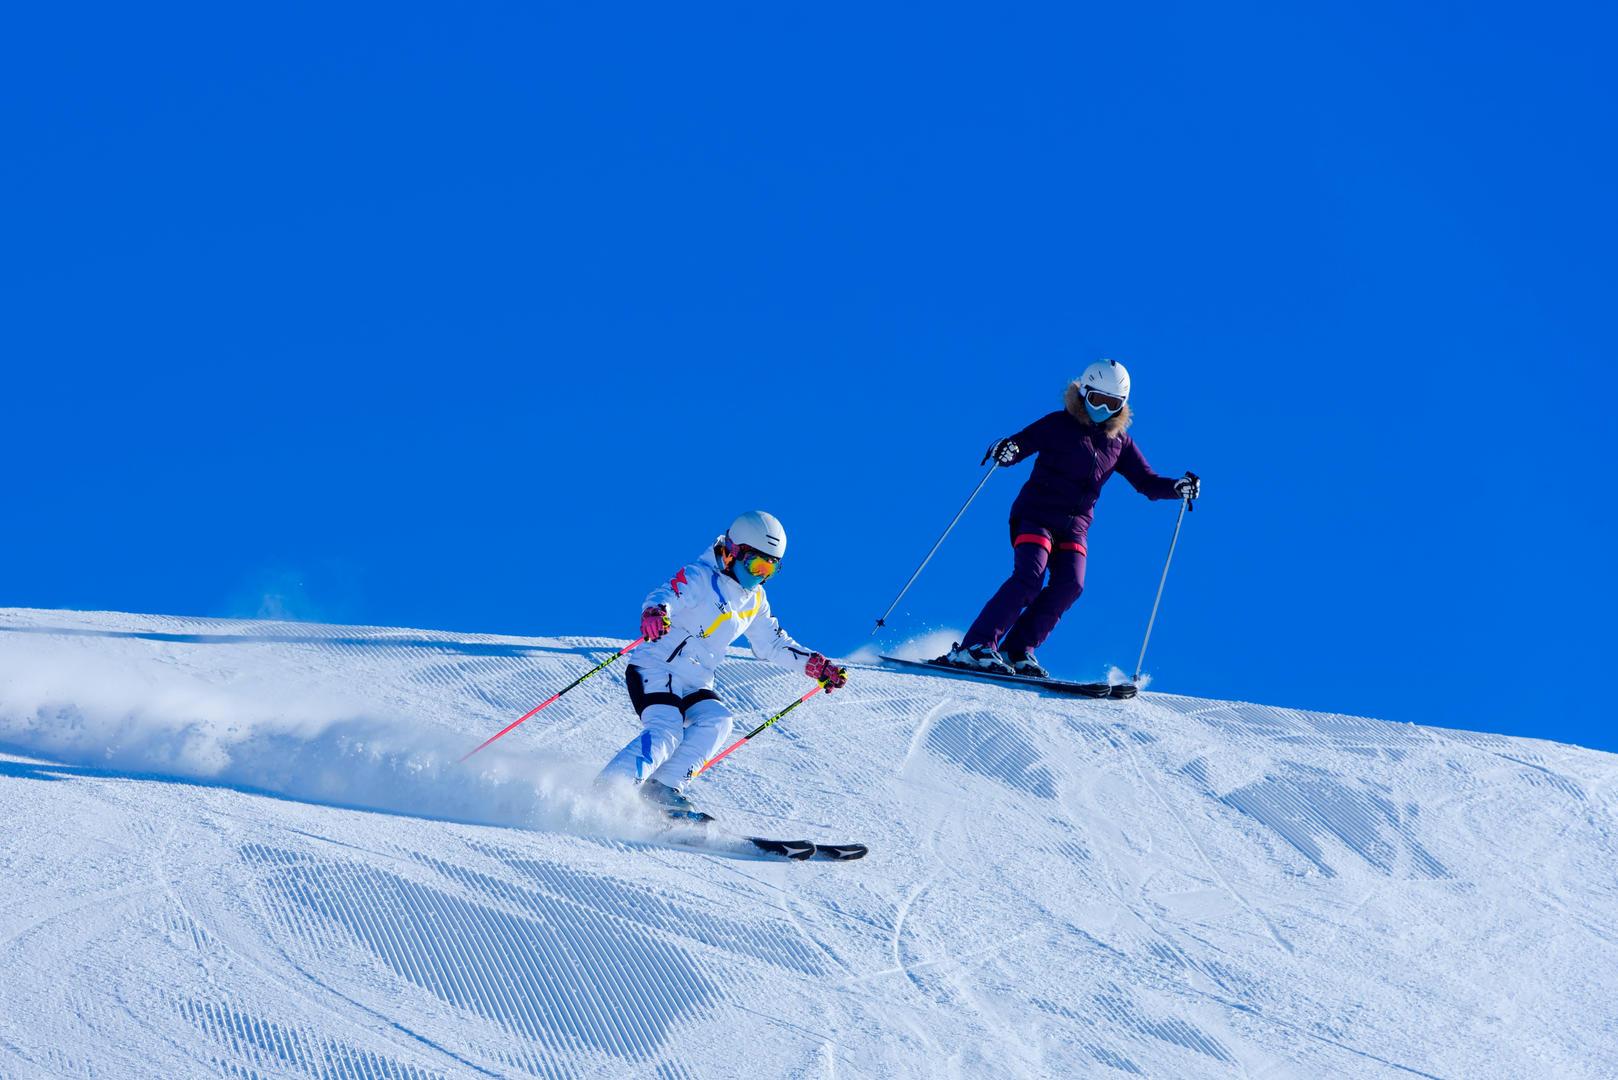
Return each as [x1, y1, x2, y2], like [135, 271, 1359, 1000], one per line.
[727, 510, 787, 559]
[1075, 359, 1131, 421]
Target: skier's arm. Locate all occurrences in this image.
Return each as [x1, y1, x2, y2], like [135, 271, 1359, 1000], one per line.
[985, 413, 1058, 467]
[745, 594, 815, 672]
[1114, 438, 1184, 500]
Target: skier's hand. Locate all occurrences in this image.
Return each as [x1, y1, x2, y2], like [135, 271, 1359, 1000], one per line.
[981, 438, 1020, 467]
[805, 653, 848, 691]
[640, 606, 671, 642]
[1174, 472, 1201, 501]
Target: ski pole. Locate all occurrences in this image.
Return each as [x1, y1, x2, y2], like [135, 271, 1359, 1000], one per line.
[1132, 494, 1192, 684]
[688, 681, 828, 778]
[870, 457, 999, 635]
[459, 637, 646, 762]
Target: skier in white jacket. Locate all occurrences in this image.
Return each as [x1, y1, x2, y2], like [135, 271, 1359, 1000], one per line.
[598, 510, 848, 810]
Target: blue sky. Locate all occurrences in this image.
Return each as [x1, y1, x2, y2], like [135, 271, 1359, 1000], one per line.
[4, 4, 1614, 750]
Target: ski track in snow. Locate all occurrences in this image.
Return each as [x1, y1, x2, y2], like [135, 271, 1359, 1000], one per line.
[0, 608, 1616, 1078]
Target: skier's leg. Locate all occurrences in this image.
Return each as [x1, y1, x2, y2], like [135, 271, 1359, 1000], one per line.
[598, 667, 687, 786]
[1001, 543, 1087, 658]
[598, 704, 685, 785]
[961, 527, 1052, 648]
[649, 694, 734, 791]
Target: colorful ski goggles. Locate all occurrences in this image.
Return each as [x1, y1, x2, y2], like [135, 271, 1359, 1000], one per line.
[1084, 388, 1125, 416]
[735, 546, 780, 581]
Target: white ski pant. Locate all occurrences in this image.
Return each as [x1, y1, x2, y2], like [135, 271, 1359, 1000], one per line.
[599, 666, 735, 792]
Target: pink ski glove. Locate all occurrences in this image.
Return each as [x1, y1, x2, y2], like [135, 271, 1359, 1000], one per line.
[640, 606, 671, 642]
[804, 652, 848, 691]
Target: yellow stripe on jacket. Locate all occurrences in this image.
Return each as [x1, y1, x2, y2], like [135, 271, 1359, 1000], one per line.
[699, 592, 763, 639]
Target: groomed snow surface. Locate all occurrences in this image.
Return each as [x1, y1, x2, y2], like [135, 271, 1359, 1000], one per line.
[1, 609, 1614, 1079]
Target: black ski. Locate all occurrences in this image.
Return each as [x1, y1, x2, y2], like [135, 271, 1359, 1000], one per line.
[662, 810, 864, 862]
[747, 837, 869, 861]
[811, 842, 868, 862]
[879, 654, 1138, 699]
[746, 837, 817, 860]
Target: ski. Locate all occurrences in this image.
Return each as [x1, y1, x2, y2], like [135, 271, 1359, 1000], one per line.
[811, 842, 868, 862]
[878, 654, 1138, 699]
[747, 837, 869, 861]
[746, 837, 817, 860]
[660, 810, 864, 862]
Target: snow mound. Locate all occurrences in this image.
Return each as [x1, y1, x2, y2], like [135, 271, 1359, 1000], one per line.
[1, 608, 1615, 1079]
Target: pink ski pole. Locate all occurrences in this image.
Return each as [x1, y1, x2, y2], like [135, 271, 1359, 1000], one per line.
[460, 638, 645, 762]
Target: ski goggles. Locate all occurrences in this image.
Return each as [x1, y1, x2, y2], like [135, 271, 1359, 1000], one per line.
[736, 546, 780, 580]
[1084, 388, 1126, 415]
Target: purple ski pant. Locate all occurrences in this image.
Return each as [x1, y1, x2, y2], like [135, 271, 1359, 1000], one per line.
[963, 523, 1088, 657]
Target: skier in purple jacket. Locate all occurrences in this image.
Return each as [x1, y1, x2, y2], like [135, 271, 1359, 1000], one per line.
[948, 360, 1200, 677]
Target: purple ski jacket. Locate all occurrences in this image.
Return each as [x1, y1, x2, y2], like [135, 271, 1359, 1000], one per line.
[1001, 404, 1181, 543]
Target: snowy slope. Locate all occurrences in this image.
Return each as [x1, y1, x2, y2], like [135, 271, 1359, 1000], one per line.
[0, 609, 1614, 1079]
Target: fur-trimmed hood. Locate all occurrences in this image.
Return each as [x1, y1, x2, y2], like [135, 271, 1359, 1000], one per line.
[1064, 382, 1132, 437]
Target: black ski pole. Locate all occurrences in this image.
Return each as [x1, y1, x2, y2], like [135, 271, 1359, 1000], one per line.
[870, 457, 999, 636]
[1132, 489, 1194, 684]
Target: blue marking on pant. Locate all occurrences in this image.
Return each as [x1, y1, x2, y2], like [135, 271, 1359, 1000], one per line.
[636, 730, 654, 780]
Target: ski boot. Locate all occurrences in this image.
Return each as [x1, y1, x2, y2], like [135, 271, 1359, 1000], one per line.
[1004, 649, 1048, 678]
[640, 780, 714, 823]
[640, 779, 696, 811]
[945, 642, 1014, 675]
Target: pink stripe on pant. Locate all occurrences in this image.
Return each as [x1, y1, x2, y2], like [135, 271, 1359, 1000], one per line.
[962, 522, 1088, 656]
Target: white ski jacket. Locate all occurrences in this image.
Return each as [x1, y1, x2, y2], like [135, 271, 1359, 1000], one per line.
[631, 542, 813, 693]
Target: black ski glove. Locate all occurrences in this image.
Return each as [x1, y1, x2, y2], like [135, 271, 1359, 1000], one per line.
[1174, 472, 1201, 501]
[981, 438, 1020, 467]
